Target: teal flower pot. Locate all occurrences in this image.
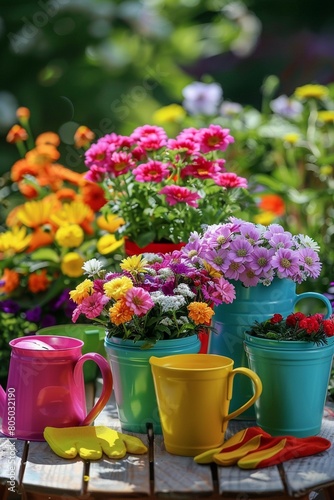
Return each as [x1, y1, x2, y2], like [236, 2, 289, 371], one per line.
[104, 335, 201, 434]
[208, 278, 332, 419]
[244, 334, 334, 437]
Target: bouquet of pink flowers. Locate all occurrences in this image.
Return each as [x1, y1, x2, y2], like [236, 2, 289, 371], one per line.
[83, 124, 254, 248]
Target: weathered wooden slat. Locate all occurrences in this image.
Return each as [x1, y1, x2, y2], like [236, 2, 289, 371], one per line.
[283, 418, 334, 497]
[22, 441, 84, 496]
[153, 435, 215, 496]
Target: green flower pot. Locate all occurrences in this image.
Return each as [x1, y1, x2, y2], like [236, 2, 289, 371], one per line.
[104, 335, 201, 434]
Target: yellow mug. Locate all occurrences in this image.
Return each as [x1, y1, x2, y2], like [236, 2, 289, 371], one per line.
[149, 353, 262, 456]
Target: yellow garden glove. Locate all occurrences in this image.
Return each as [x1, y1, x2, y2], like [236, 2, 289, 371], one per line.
[44, 425, 148, 460]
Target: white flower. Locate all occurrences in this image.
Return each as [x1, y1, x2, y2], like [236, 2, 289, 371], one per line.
[174, 283, 195, 298]
[82, 258, 104, 276]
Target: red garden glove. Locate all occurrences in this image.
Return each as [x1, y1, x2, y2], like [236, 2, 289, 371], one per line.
[194, 426, 331, 469]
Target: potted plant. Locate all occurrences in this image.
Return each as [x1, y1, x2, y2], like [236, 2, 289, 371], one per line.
[83, 124, 254, 253]
[69, 251, 236, 433]
[244, 312, 334, 437]
[181, 216, 332, 417]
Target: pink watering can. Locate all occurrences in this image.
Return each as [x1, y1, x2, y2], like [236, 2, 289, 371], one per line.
[0, 335, 113, 441]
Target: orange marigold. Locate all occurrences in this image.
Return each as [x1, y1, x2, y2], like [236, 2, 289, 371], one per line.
[0, 269, 20, 293]
[16, 107, 30, 119]
[10, 158, 38, 182]
[35, 132, 60, 147]
[109, 299, 133, 325]
[259, 194, 285, 216]
[74, 126, 95, 148]
[81, 181, 107, 211]
[26, 144, 60, 165]
[28, 269, 50, 293]
[187, 302, 214, 325]
[6, 125, 28, 144]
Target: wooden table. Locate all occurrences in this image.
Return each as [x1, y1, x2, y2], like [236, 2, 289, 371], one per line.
[1, 381, 334, 500]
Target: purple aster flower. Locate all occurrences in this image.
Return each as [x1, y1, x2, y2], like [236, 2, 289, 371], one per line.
[270, 95, 303, 119]
[0, 299, 20, 314]
[239, 268, 261, 287]
[225, 261, 246, 281]
[271, 248, 300, 279]
[25, 306, 42, 323]
[230, 237, 253, 263]
[182, 82, 223, 116]
[250, 247, 274, 275]
[298, 248, 322, 278]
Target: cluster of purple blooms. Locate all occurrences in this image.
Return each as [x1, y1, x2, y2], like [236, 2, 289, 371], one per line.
[182, 217, 322, 287]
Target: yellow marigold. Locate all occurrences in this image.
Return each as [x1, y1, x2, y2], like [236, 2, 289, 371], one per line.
[51, 201, 94, 229]
[317, 110, 334, 123]
[97, 234, 124, 255]
[109, 299, 133, 325]
[15, 198, 56, 228]
[97, 213, 125, 233]
[55, 224, 84, 248]
[120, 255, 148, 274]
[6, 124, 28, 143]
[283, 132, 300, 145]
[187, 302, 214, 325]
[28, 269, 50, 293]
[320, 165, 333, 176]
[0, 269, 20, 293]
[0, 226, 32, 254]
[104, 276, 133, 300]
[74, 126, 95, 148]
[61, 252, 85, 277]
[294, 84, 329, 100]
[152, 104, 186, 124]
[70, 279, 93, 304]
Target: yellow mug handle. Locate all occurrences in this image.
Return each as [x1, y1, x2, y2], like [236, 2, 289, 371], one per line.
[225, 367, 263, 421]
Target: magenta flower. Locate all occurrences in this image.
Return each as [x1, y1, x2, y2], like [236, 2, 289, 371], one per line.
[133, 160, 170, 182]
[181, 156, 222, 180]
[106, 151, 136, 177]
[199, 125, 234, 153]
[130, 125, 168, 150]
[159, 185, 201, 208]
[271, 248, 300, 278]
[125, 288, 154, 316]
[214, 172, 248, 188]
[75, 292, 109, 320]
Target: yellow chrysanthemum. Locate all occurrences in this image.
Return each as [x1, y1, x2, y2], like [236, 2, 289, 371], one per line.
[104, 276, 133, 300]
[97, 234, 124, 255]
[109, 299, 133, 325]
[0, 226, 32, 254]
[254, 211, 277, 226]
[55, 224, 84, 248]
[203, 261, 222, 279]
[152, 104, 186, 124]
[15, 199, 56, 228]
[51, 201, 94, 227]
[96, 213, 125, 233]
[187, 302, 214, 325]
[282, 133, 300, 145]
[69, 279, 93, 304]
[294, 84, 329, 100]
[61, 252, 85, 277]
[120, 255, 148, 274]
[317, 110, 334, 123]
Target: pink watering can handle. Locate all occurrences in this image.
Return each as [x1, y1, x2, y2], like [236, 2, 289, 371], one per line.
[74, 352, 113, 425]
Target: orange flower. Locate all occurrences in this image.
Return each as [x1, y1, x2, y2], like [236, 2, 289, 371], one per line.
[81, 181, 107, 211]
[74, 126, 95, 148]
[25, 144, 60, 165]
[28, 269, 50, 293]
[109, 299, 133, 325]
[0, 269, 20, 293]
[28, 228, 54, 252]
[35, 132, 60, 147]
[51, 164, 83, 185]
[258, 194, 285, 216]
[55, 188, 78, 202]
[16, 107, 30, 119]
[11, 158, 38, 182]
[6, 124, 28, 144]
[187, 302, 214, 324]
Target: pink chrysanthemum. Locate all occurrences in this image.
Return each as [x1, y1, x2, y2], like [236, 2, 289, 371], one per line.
[214, 172, 248, 188]
[133, 160, 171, 183]
[159, 185, 201, 208]
[106, 151, 136, 177]
[130, 125, 168, 150]
[125, 287, 155, 316]
[199, 124, 234, 153]
[180, 156, 221, 180]
[75, 292, 109, 320]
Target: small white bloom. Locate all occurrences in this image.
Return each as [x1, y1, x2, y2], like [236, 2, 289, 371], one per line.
[174, 283, 195, 298]
[156, 295, 186, 312]
[160, 317, 174, 326]
[82, 259, 103, 276]
[297, 234, 321, 251]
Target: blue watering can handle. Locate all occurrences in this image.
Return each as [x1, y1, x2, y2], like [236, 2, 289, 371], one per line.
[294, 292, 333, 318]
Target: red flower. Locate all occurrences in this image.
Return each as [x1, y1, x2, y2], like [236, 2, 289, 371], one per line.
[270, 313, 283, 324]
[299, 317, 320, 334]
[323, 319, 334, 337]
[286, 312, 305, 327]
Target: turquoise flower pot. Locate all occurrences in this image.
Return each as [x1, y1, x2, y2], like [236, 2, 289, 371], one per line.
[244, 334, 334, 437]
[208, 278, 332, 419]
[104, 335, 201, 434]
